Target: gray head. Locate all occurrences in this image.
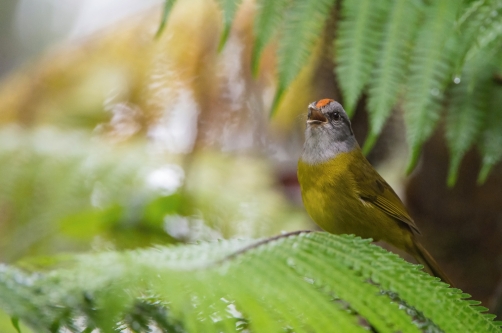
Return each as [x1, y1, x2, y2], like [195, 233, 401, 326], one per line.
[301, 99, 359, 164]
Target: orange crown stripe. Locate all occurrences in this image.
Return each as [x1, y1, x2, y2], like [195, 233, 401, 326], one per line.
[315, 99, 334, 108]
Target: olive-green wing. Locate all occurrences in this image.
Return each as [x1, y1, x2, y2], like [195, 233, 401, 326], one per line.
[352, 154, 420, 234]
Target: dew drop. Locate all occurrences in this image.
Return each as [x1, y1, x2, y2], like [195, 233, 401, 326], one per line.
[454, 77, 461, 84]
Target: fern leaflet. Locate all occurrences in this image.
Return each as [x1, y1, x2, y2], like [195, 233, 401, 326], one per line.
[335, 0, 389, 116]
[215, 0, 244, 51]
[478, 84, 502, 183]
[155, 0, 179, 38]
[272, 0, 336, 115]
[363, 0, 422, 154]
[445, 53, 491, 186]
[403, 0, 461, 173]
[251, 0, 290, 76]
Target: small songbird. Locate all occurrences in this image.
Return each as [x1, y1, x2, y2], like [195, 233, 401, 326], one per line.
[297, 99, 452, 285]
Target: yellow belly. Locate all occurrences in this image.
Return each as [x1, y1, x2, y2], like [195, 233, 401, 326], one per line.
[297, 152, 412, 250]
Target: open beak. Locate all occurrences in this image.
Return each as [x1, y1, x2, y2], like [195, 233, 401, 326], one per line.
[307, 108, 328, 125]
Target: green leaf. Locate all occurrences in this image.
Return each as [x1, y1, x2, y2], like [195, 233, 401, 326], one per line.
[215, 0, 244, 52]
[272, 0, 336, 115]
[466, 1, 502, 59]
[275, 244, 421, 333]
[251, 0, 290, 76]
[298, 234, 499, 333]
[335, 0, 389, 116]
[0, 127, 177, 260]
[445, 52, 492, 186]
[10, 317, 21, 333]
[143, 193, 182, 228]
[155, 0, 179, 38]
[363, 0, 422, 154]
[404, 0, 461, 173]
[453, 0, 500, 72]
[477, 85, 502, 183]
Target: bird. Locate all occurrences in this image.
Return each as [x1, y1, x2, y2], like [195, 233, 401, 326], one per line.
[297, 98, 453, 285]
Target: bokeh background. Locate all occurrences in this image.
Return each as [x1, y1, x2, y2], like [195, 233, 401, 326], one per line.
[0, 1, 501, 330]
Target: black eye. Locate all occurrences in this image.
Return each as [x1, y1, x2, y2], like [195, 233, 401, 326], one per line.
[332, 112, 341, 121]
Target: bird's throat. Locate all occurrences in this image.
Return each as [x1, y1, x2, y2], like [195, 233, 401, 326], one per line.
[301, 127, 359, 165]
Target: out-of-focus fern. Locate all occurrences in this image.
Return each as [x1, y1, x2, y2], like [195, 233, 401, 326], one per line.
[403, 0, 461, 173]
[463, 0, 502, 61]
[0, 232, 500, 332]
[453, 0, 502, 72]
[215, 0, 245, 51]
[445, 52, 492, 186]
[155, 0, 178, 38]
[478, 84, 502, 184]
[363, 0, 422, 153]
[251, 0, 289, 76]
[273, 0, 336, 114]
[335, 0, 389, 116]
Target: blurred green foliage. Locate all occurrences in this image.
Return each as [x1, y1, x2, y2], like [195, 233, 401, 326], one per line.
[0, 126, 305, 262]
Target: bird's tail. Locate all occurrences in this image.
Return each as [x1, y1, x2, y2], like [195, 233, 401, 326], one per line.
[412, 240, 454, 287]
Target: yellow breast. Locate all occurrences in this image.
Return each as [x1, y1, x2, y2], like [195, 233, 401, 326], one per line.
[298, 152, 355, 232]
[298, 151, 389, 239]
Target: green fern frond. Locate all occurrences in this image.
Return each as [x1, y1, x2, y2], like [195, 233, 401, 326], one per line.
[1, 233, 500, 332]
[155, 0, 179, 38]
[239, 248, 362, 332]
[272, 0, 336, 115]
[251, 0, 290, 76]
[445, 53, 492, 187]
[477, 84, 502, 184]
[302, 234, 501, 333]
[275, 242, 421, 333]
[466, 1, 502, 59]
[215, 0, 244, 51]
[335, 0, 390, 116]
[363, 0, 422, 154]
[403, 0, 461, 173]
[454, 0, 491, 68]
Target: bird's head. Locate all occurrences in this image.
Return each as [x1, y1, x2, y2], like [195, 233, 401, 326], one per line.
[302, 99, 358, 164]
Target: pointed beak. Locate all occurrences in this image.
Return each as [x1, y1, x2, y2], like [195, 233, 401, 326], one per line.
[307, 108, 328, 124]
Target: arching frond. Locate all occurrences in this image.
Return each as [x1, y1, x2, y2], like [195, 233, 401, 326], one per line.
[1, 233, 500, 332]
